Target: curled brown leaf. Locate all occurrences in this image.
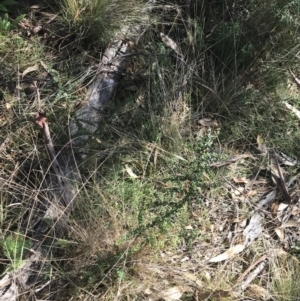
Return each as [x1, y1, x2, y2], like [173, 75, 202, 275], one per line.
[35, 112, 47, 129]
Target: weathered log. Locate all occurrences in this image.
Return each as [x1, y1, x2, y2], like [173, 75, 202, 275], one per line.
[0, 2, 153, 299]
[69, 38, 128, 156]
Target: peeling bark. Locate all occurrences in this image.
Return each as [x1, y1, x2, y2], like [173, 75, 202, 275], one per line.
[69, 38, 128, 154]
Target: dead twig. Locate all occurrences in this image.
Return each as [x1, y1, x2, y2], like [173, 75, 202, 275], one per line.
[34, 81, 73, 210]
[289, 69, 300, 87]
[210, 154, 255, 167]
[274, 156, 291, 204]
[236, 261, 267, 293]
[237, 254, 268, 282]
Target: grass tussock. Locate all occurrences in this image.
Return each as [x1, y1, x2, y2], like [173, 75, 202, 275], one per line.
[269, 255, 300, 301]
[60, 0, 143, 47]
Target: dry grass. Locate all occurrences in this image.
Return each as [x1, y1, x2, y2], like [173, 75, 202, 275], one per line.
[60, 0, 143, 47]
[1, 0, 300, 300]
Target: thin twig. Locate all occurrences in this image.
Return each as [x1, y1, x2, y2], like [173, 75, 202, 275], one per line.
[35, 84, 72, 209]
[33, 81, 41, 112]
[274, 155, 291, 204]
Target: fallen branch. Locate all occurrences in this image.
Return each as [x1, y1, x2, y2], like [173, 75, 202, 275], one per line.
[0, 2, 154, 300]
[237, 254, 268, 282]
[237, 261, 267, 293]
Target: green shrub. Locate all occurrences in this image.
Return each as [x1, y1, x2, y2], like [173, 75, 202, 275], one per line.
[0, 0, 24, 32]
[0, 12, 24, 32]
[1, 233, 30, 270]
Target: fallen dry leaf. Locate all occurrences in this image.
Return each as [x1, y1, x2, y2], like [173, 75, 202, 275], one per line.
[183, 272, 203, 288]
[198, 118, 219, 128]
[40, 60, 50, 73]
[33, 25, 43, 34]
[284, 101, 300, 119]
[144, 287, 153, 295]
[275, 228, 285, 242]
[275, 151, 298, 166]
[257, 134, 267, 153]
[125, 164, 139, 179]
[275, 203, 289, 221]
[271, 202, 280, 217]
[233, 218, 248, 228]
[246, 189, 257, 197]
[35, 112, 47, 129]
[160, 33, 183, 57]
[180, 256, 189, 262]
[280, 221, 300, 228]
[246, 82, 254, 90]
[246, 284, 271, 301]
[271, 248, 288, 257]
[5, 103, 12, 110]
[278, 203, 289, 212]
[209, 244, 245, 262]
[233, 177, 249, 184]
[159, 286, 186, 301]
[231, 186, 245, 196]
[239, 219, 248, 228]
[22, 64, 39, 78]
[245, 179, 267, 190]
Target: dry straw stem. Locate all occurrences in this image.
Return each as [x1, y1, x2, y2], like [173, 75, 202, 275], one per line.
[269, 252, 300, 301]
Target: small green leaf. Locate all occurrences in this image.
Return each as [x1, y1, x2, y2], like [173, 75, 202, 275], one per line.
[0, 17, 10, 32]
[1, 233, 30, 269]
[11, 14, 24, 28]
[55, 238, 77, 248]
[0, 4, 7, 11]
